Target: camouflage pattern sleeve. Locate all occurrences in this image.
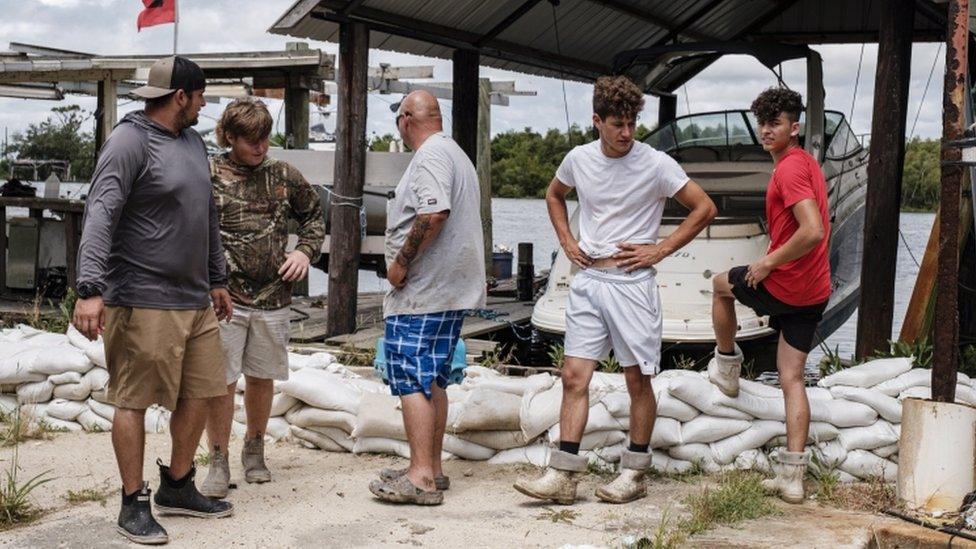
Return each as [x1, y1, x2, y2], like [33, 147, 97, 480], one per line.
[285, 164, 325, 263]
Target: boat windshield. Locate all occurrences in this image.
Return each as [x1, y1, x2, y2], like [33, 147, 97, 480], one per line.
[644, 110, 858, 162]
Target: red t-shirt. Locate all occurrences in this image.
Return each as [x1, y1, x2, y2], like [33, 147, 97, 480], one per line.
[762, 147, 832, 306]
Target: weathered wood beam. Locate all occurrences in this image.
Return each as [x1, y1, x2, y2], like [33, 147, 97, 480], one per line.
[340, 0, 366, 16]
[478, 78, 493, 275]
[326, 21, 369, 337]
[453, 49, 480, 163]
[855, 0, 915, 359]
[474, 0, 546, 46]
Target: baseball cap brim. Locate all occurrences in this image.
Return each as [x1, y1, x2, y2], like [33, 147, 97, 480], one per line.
[131, 84, 176, 99]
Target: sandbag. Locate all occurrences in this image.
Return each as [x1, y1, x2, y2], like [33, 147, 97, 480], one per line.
[838, 449, 897, 481]
[77, 409, 113, 432]
[31, 347, 92, 376]
[898, 385, 976, 405]
[0, 394, 18, 414]
[66, 325, 96, 352]
[733, 449, 771, 473]
[443, 434, 496, 460]
[818, 357, 912, 388]
[462, 372, 554, 396]
[870, 368, 970, 396]
[287, 352, 336, 371]
[829, 386, 902, 423]
[87, 398, 115, 422]
[46, 398, 88, 421]
[837, 420, 899, 452]
[811, 439, 848, 470]
[767, 422, 840, 447]
[83, 368, 110, 393]
[41, 416, 82, 432]
[270, 393, 300, 417]
[451, 388, 522, 432]
[873, 443, 898, 459]
[681, 416, 751, 444]
[710, 421, 785, 465]
[277, 369, 374, 414]
[306, 426, 355, 452]
[656, 393, 700, 422]
[457, 430, 534, 451]
[144, 407, 170, 434]
[17, 379, 53, 404]
[666, 376, 752, 420]
[84, 344, 107, 369]
[651, 417, 682, 448]
[520, 384, 564, 439]
[587, 441, 625, 464]
[488, 443, 550, 467]
[811, 399, 878, 428]
[651, 450, 695, 475]
[354, 392, 405, 440]
[0, 348, 46, 385]
[285, 406, 356, 433]
[18, 403, 48, 424]
[353, 437, 412, 458]
[597, 391, 630, 418]
[545, 403, 629, 441]
[48, 371, 83, 385]
[53, 382, 90, 401]
[668, 443, 720, 471]
[546, 428, 626, 450]
[289, 425, 346, 452]
[265, 417, 291, 441]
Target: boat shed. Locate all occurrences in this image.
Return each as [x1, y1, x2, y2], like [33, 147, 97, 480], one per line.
[269, 0, 973, 387]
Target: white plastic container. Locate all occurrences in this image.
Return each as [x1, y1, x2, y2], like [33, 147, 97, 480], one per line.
[897, 398, 976, 514]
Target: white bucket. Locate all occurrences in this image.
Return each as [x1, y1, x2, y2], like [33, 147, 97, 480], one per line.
[897, 397, 976, 514]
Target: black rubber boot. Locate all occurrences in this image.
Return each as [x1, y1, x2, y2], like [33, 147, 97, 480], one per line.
[153, 459, 234, 518]
[117, 482, 168, 545]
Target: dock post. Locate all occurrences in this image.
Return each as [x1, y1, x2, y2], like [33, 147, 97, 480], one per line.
[326, 21, 369, 337]
[932, 0, 969, 402]
[658, 94, 677, 127]
[94, 77, 117, 163]
[855, 0, 914, 359]
[284, 43, 310, 150]
[478, 78, 493, 275]
[517, 242, 534, 301]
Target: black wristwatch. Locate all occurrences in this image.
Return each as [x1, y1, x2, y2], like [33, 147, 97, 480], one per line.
[76, 282, 103, 299]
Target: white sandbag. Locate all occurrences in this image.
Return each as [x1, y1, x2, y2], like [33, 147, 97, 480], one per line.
[838, 449, 897, 481]
[734, 449, 771, 473]
[458, 430, 534, 451]
[668, 443, 721, 472]
[31, 347, 92, 375]
[84, 344, 107, 369]
[53, 382, 90, 401]
[48, 371, 83, 385]
[231, 420, 246, 438]
[812, 439, 849, 469]
[873, 443, 898, 459]
[872, 368, 931, 396]
[144, 406, 170, 434]
[681, 416, 751, 444]
[829, 386, 902, 423]
[462, 372, 554, 396]
[545, 403, 629, 441]
[897, 385, 976, 405]
[836, 469, 859, 483]
[656, 393, 700, 422]
[90, 389, 110, 404]
[285, 406, 356, 433]
[270, 393, 299, 417]
[818, 357, 912, 388]
[354, 392, 405, 440]
[277, 368, 374, 414]
[666, 376, 753, 420]
[17, 329, 67, 347]
[587, 441, 626, 464]
[18, 403, 48, 424]
[232, 407, 247, 425]
[83, 368, 110, 393]
[739, 379, 783, 398]
[442, 434, 496, 460]
[806, 387, 835, 400]
[593, 391, 629, 417]
[710, 420, 786, 465]
[77, 409, 113, 432]
[451, 388, 522, 432]
[287, 351, 336, 371]
[17, 379, 53, 404]
[520, 384, 564, 439]
[651, 450, 695, 474]
[767, 422, 840, 447]
[0, 348, 46, 384]
[307, 426, 355, 452]
[353, 437, 412, 458]
[289, 425, 346, 452]
[837, 420, 899, 451]
[0, 394, 18, 414]
[488, 442, 550, 467]
[46, 398, 88, 421]
[811, 398, 878, 428]
[546, 429, 626, 451]
[41, 416, 82, 432]
[87, 398, 115, 422]
[590, 372, 628, 397]
[66, 324, 96, 352]
[651, 417, 682, 448]
[264, 417, 291, 441]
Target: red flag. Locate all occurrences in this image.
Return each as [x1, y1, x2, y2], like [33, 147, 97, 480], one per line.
[137, 0, 176, 31]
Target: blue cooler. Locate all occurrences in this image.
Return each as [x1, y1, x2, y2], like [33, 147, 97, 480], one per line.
[373, 337, 468, 386]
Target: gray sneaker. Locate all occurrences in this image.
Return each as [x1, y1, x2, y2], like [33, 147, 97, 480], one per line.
[199, 447, 230, 499]
[242, 437, 271, 484]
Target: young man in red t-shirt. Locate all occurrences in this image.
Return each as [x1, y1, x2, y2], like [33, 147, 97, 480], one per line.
[707, 87, 831, 504]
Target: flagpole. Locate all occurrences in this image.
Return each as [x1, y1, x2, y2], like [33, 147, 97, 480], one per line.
[173, 0, 179, 54]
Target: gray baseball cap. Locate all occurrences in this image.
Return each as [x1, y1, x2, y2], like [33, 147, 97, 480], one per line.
[131, 56, 206, 99]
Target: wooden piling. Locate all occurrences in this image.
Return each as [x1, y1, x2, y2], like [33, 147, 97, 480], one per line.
[477, 78, 493, 274]
[326, 21, 369, 337]
[451, 49, 479, 163]
[855, 0, 914, 359]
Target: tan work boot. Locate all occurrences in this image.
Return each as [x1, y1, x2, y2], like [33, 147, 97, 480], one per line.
[762, 450, 808, 504]
[242, 437, 271, 484]
[595, 449, 651, 504]
[513, 449, 587, 505]
[707, 343, 743, 397]
[199, 446, 230, 499]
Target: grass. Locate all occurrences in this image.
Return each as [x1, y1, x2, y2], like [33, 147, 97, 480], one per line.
[0, 410, 55, 448]
[599, 355, 621, 373]
[818, 343, 852, 378]
[547, 343, 565, 369]
[195, 450, 213, 467]
[671, 354, 696, 370]
[64, 486, 112, 507]
[814, 476, 897, 513]
[22, 288, 75, 334]
[536, 507, 579, 525]
[337, 343, 376, 367]
[0, 418, 54, 530]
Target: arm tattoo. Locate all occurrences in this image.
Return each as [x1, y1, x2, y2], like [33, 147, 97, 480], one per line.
[396, 215, 434, 266]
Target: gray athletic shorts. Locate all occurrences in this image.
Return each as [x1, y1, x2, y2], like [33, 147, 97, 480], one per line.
[219, 305, 291, 385]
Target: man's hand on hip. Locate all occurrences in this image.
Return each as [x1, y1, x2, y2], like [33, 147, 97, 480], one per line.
[615, 242, 670, 272]
[279, 250, 311, 282]
[72, 296, 105, 341]
[561, 238, 593, 269]
[210, 288, 234, 321]
[387, 261, 407, 289]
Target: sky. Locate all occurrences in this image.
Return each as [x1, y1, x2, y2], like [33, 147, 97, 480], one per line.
[0, 0, 950, 148]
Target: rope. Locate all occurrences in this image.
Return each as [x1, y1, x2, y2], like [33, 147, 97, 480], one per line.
[465, 308, 534, 342]
[910, 43, 943, 141]
[321, 186, 366, 238]
[550, 1, 572, 146]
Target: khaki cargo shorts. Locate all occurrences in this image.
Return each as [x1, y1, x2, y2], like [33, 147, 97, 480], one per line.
[104, 306, 228, 410]
[219, 305, 291, 385]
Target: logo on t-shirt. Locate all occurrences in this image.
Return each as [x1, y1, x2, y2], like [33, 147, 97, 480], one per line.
[427, 199, 437, 205]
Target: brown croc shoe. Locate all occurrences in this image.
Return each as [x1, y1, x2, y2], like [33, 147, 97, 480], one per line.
[379, 467, 450, 491]
[369, 475, 443, 506]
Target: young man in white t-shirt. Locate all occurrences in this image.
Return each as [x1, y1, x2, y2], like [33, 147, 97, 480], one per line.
[515, 76, 716, 504]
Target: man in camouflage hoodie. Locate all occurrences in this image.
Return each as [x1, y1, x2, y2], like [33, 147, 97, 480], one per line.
[201, 98, 324, 498]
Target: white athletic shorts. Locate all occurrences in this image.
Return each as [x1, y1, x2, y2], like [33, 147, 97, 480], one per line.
[564, 266, 663, 375]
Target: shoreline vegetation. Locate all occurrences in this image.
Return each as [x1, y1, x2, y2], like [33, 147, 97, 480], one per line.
[1, 105, 947, 212]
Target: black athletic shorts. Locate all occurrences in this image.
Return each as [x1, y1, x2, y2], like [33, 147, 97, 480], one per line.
[727, 266, 828, 353]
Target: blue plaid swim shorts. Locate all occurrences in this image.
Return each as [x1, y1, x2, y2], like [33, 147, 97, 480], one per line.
[384, 310, 465, 398]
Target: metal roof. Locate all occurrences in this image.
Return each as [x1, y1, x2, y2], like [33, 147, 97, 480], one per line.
[269, 0, 948, 89]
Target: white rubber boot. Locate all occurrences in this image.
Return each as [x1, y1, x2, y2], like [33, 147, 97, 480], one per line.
[762, 450, 808, 504]
[513, 449, 587, 505]
[707, 343, 743, 397]
[595, 450, 651, 504]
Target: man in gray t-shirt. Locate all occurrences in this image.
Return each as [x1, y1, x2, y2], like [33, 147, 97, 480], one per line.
[369, 91, 486, 506]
